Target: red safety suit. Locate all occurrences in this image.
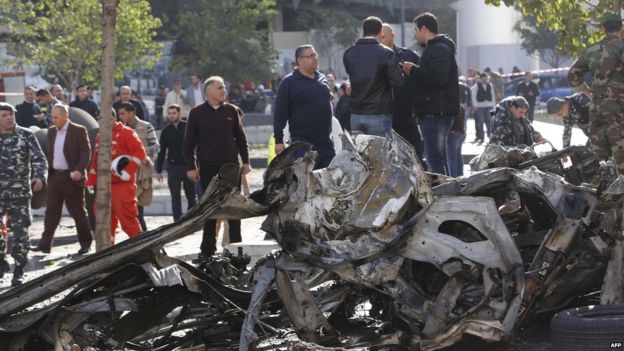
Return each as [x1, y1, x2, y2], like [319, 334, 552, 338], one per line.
[87, 122, 146, 243]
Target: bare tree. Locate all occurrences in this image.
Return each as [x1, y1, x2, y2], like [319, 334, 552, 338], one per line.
[95, 0, 119, 251]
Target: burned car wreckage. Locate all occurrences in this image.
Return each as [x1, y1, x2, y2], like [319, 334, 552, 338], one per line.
[1, 132, 624, 350]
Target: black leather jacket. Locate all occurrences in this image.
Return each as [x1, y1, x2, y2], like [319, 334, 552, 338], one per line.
[343, 38, 404, 115]
[410, 34, 460, 117]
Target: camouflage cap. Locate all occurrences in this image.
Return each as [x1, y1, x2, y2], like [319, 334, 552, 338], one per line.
[601, 12, 622, 25]
[0, 102, 16, 113]
[546, 97, 566, 114]
[510, 96, 529, 109]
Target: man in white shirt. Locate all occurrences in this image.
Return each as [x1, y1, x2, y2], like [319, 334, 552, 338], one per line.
[471, 72, 496, 145]
[164, 80, 190, 119]
[186, 75, 204, 108]
[32, 104, 92, 255]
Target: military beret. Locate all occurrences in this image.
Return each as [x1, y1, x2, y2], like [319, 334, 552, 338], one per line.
[601, 12, 622, 25]
[546, 97, 566, 114]
[0, 102, 16, 113]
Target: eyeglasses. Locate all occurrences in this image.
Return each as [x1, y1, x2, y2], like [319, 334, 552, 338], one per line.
[299, 52, 318, 59]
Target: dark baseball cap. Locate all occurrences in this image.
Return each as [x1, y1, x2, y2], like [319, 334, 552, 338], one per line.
[546, 97, 566, 114]
[0, 102, 16, 113]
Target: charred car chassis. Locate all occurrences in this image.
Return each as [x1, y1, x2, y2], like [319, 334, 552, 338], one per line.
[0, 132, 623, 350]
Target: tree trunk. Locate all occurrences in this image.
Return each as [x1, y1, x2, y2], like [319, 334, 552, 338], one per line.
[95, 0, 119, 251]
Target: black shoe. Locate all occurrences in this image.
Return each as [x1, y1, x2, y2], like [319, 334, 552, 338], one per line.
[476, 139, 484, 145]
[30, 245, 51, 254]
[470, 139, 480, 144]
[0, 259, 9, 279]
[11, 266, 24, 287]
[77, 247, 90, 255]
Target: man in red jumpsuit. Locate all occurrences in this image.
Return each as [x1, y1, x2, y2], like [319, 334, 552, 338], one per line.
[86, 110, 146, 243]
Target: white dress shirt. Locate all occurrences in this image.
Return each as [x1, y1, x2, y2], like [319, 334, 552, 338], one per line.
[53, 120, 70, 170]
[193, 86, 203, 107]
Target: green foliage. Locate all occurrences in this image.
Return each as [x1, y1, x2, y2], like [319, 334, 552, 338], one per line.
[173, 0, 277, 83]
[513, 16, 570, 68]
[485, 0, 622, 56]
[0, 0, 162, 89]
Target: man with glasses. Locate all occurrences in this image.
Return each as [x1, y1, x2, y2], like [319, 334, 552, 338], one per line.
[273, 44, 335, 169]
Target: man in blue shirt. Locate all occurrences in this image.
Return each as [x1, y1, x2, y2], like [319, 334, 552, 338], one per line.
[273, 44, 334, 169]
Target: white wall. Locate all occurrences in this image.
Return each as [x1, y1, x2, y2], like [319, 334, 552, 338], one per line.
[456, 0, 539, 74]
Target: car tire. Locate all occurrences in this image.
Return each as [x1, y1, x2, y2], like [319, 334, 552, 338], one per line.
[551, 304, 624, 350]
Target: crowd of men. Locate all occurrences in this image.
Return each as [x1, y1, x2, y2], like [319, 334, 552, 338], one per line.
[273, 12, 618, 181]
[0, 10, 622, 287]
[0, 74, 252, 285]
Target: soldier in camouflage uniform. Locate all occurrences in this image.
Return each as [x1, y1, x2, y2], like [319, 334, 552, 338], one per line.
[488, 96, 546, 147]
[0, 102, 47, 286]
[567, 13, 624, 173]
[546, 93, 591, 148]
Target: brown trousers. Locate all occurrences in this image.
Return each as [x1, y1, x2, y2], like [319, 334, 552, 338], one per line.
[39, 170, 92, 250]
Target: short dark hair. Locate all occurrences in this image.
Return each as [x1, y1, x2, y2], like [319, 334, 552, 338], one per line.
[295, 44, 314, 65]
[168, 104, 181, 113]
[604, 21, 623, 33]
[414, 12, 438, 34]
[76, 84, 87, 90]
[362, 16, 382, 36]
[119, 102, 136, 113]
[0, 102, 16, 113]
[36, 89, 51, 97]
[480, 72, 488, 79]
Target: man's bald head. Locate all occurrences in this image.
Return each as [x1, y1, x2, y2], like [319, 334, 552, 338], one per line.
[119, 85, 132, 102]
[380, 23, 395, 48]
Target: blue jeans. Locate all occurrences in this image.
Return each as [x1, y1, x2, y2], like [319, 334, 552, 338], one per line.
[167, 164, 197, 221]
[291, 137, 336, 170]
[420, 115, 453, 175]
[446, 131, 465, 177]
[351, 114, 393, 136]
[475, 107, 492, 141]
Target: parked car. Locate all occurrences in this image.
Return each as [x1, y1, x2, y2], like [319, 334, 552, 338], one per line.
[504, 70, 573, 107]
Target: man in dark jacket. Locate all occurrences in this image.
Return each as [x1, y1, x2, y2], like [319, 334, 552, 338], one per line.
[16, 86, 45, 128]
[343, 16, 403, 136]
[400, 12, 460, 175]
[273, 44, 334, 169]
[380, 23, 424, 163]
[70, 85, 99, 118]
[516, 72, 540, 122]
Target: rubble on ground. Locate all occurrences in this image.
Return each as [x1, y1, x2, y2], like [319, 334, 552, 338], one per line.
[1, 132, 623, 351]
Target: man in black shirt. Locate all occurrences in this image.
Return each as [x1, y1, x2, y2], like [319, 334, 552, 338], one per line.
[274, 44, 334, 169]
[516, 72, 540, 122]
[380, 23, 424, 163]
[112, 86, 145, 121]
[70, 85, 99, 118]
[16, 86, 45, 128]
[184, 76, 250, 260]
[156, 104, 197, 221]
[36, 89, 61, 127]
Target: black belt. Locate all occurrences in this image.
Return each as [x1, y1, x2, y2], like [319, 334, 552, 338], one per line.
[52, 169, 70, 173]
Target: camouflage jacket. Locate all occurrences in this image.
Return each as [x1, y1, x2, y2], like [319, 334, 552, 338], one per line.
[0, 126, 48, 199]
[562, 93, 591, 148]
[488, 99, 543, 147]
[567, 34, 624, 100]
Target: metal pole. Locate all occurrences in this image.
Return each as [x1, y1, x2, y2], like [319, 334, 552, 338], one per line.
[400, 0, 405, 47]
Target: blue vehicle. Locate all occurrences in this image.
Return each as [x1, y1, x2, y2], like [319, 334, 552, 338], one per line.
[503, 70, 573, 106]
